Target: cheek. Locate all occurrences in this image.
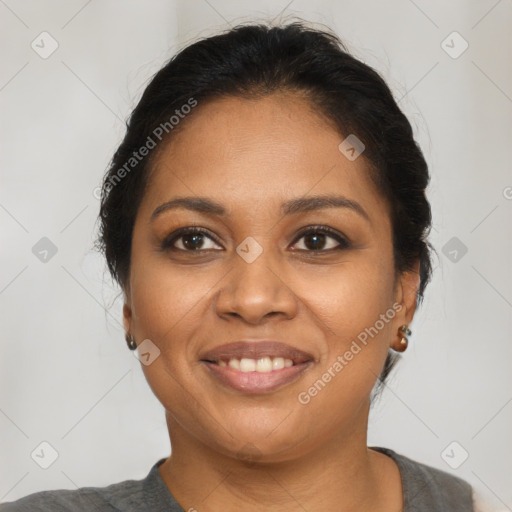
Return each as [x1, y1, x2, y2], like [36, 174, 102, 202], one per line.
[296, 255, 396, 403]
[129, 263, 212, 418]
[130, 256, 212, 344]
[301, 253, 396, 337]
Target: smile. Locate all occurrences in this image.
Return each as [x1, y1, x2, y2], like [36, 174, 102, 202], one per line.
[199, 341, 314, 394]
[208, 356, 294, 372]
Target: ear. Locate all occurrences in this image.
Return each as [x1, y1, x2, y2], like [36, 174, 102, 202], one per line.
[122, 287, 133, 335]
[392, 259, 421, 334]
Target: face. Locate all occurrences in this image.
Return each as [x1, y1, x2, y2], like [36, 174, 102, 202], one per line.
[123, 92, 418, 462]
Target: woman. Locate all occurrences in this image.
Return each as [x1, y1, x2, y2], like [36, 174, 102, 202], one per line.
[1, 20, 492, 512]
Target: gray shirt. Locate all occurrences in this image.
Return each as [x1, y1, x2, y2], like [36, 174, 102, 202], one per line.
[0, 446, 474, 511]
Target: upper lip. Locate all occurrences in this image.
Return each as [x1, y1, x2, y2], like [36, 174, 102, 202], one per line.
[199, 341, 314, 365]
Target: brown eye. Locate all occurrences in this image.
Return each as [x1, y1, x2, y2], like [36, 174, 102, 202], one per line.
[180, 233, 207, 250]
[291, 226, 350, 252]
[162, 227, 223, 252]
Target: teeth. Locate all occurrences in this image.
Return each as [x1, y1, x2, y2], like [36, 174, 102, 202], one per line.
[240, 358, 256, 372]
[272, 357, 285, 370]
[219, 357, 294, 372]
[228, 359, 240, 370]
[256, 357, 272, 373]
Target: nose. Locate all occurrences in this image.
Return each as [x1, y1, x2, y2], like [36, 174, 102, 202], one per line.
[214, 244, 298, 325]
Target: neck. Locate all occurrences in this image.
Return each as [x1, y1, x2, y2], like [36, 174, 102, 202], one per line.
[158, 402, 402, 512]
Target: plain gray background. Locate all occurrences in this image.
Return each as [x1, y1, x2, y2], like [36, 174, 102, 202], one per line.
[1, 0, 511, 509]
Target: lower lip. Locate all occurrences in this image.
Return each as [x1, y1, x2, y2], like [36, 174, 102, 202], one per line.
[201, 361, 312, 394]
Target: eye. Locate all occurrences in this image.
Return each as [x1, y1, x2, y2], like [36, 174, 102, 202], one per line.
[161, 227, 223, 252]
[290, 225, 350, 252]
[161, 225, 350, 254]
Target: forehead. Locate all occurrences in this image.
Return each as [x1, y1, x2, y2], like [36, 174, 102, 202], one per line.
[140, 93, 388, 222]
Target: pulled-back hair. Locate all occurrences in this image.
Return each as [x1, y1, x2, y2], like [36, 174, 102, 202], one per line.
[96, 20, 434, 387]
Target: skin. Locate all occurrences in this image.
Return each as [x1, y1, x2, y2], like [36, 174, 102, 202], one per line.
[123, 92, 420, 511]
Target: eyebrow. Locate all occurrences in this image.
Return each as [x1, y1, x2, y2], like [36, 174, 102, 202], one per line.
[151, 195, 370, 222]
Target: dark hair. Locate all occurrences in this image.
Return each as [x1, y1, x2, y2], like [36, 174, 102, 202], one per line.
[96, 20, 434, 388]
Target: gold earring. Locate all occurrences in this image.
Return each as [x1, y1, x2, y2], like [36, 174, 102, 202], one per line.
[125, 333, 137, 351]
[394, 324, 411, 352]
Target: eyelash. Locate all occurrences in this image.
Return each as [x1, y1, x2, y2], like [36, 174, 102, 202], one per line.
[161, 225, 350, 254]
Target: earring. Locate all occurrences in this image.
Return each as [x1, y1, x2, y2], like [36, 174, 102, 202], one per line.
[394, 324, 411, 352]
[125, 333, 137, 351]
[400, 324, 412, 337]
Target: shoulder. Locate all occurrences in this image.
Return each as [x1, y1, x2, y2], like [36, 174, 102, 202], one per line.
[0, 466, 151, 512]
[370, 446, 474, 511]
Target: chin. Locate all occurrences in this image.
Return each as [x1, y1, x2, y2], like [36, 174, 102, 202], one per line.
[208, 415, 309, 462]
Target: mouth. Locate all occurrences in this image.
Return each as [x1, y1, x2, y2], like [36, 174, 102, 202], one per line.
[199, 341, 314, 394]
[210, 356, 296, 371]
